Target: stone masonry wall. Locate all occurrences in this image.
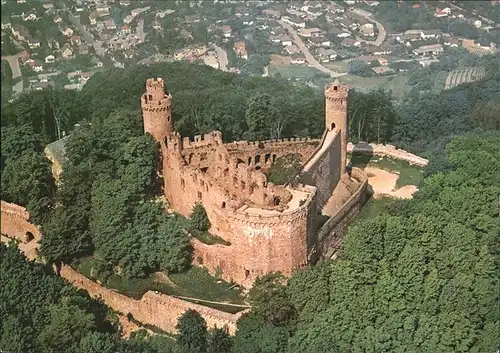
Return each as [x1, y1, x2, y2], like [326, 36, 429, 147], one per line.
[60, 265, 245, 335]
[1, 201, 246, 336]
[303, 132, 342, 209]
[162, 137, 317, 285]
[0, 201, 41, 242]
[309, 167, 368, 263]
[347, 142, 429, 167]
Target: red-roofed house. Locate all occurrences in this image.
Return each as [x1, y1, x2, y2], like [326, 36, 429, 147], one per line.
[434, 7, 451, 18]
[222, 25, 232, 38]
[233, 41, 248, 60]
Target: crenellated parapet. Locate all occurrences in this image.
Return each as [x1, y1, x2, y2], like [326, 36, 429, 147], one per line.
[224, 137, 319, 153]
[182, 131, 223, 150]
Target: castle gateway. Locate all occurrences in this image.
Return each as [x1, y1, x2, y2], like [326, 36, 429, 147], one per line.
[142, 78, 367, 286]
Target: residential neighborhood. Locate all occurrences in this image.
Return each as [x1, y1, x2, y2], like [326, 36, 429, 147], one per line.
[1, 0, 499, 100]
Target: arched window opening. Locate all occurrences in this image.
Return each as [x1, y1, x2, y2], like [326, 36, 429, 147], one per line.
[25, 232, 34, 242]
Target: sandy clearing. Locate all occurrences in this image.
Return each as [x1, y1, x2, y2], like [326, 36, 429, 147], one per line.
[364, 166, 417, 199]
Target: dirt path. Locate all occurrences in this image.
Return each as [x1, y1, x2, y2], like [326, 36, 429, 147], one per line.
[364, 167, 417, 199]
[278, 20, 347, 78]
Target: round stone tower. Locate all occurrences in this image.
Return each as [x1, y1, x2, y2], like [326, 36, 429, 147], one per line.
[141, 78, 172, 143]
[325, 79, 349, 175]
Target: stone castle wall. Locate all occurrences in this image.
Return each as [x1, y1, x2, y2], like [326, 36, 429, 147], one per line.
[0, 201, 246, 336]
[60, 265, 245, 335]
[302, 132, 342, 209]
[190, 184, 316, 284]
[309, 167, 369, 263]
[0, 201, 40, 242]
[164, 138, 317, 284]
[347, 142, 429, 167]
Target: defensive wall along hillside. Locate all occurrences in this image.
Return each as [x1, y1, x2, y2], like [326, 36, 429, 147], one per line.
[302, 129, 342, 209]
[347, 142, 429, 167]
[309, 167, 368, 262]
[0, 201, 40, 242]
[0, 201, 246, 336]
[60, 265, 245, 335]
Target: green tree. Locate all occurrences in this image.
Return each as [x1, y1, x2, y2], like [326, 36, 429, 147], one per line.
[248, 273, 297, 328]
[40, 207, 93, 265]
[233, 313, 289, 353]
[208, 326, 233, 353]
[190, 202, 211, 232]
[38, 298, 95, 353]
[1, 151, 55, 224]
[244, 93, 276, 141]
[176, 309, 208, 353]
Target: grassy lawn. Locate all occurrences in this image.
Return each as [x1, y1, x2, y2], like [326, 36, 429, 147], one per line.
[351, 197, 394, 225]
[349, 152, 424, 188]
[268, 63, 322, 79]
[324, 61, 349, 73]
[71, 257, 247, 312]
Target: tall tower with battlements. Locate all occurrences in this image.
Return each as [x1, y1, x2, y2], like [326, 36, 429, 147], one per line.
[325, 79, 348, 175]
[141, 78, 173, 143]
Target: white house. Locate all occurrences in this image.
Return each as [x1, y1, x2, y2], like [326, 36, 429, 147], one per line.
[291, 54, 306, 64]
[45, 55, 55, 63]
[27, 37, 40, 49]
[298, 27, 322, 37]
[280, 36, 293, 46]
[413, 44, 444, 56]
[420, 29, 441, 40]
[61, 44, 74, 60]
[23, 13, 38, 21]
[61, 27, 74, 37]
[33, 62, 43, 72]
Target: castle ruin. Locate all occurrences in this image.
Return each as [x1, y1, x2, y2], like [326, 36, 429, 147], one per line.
[143, 77, 368, 286]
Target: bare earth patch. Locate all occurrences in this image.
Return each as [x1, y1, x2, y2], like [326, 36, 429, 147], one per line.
[152, 271, 178, 288]
[270, 54, 291, 66]
[365, 167, 417, 199]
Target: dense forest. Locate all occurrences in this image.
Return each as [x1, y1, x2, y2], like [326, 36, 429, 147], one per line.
[233, 132, 500, 353]
[1, 57, 499, 352]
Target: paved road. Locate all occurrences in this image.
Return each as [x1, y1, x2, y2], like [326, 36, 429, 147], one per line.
[278, 21, 347, 78]
[212, 43, 229, 72]
[351, 9, 386, 46]
[136, 19, 145, 42]
[62, 4, 106, 56]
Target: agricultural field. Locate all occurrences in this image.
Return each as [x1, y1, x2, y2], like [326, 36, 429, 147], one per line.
[444, 66, 486, 90]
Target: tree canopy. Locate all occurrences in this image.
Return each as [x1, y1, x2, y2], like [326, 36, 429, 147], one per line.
[234, 132, 500, 353]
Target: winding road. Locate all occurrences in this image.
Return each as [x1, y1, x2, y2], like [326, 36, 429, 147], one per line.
[212, 43, 229, 72]
[278, 20, 347, 78]
[60, 3, 106, 56]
